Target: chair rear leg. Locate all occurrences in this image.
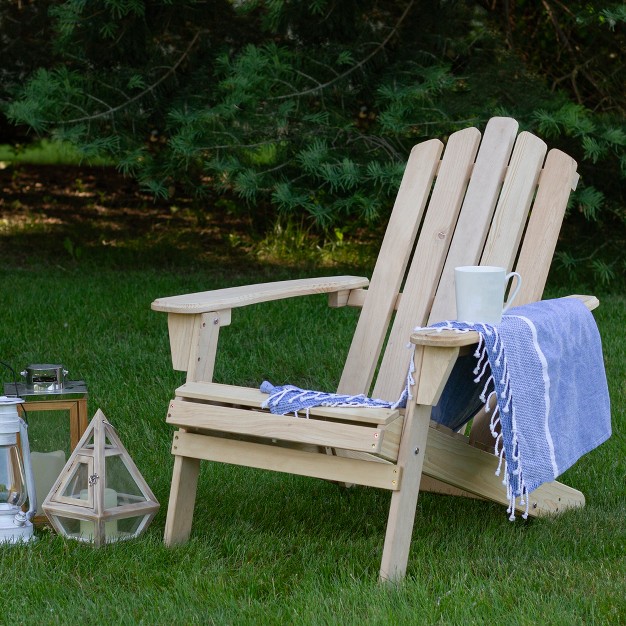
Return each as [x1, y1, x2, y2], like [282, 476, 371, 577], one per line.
[164, 446, 201, 546]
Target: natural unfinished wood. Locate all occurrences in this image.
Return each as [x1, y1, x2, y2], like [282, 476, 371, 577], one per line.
[416, 346, 460, 406]
[167, 399, 393, 455]
[337, 138, 443, 396]
[153, 118, 592, 582]
[429, 117, 519, 324]
[167, 310, 231, 372]
[380, 401, 432, 581]
[515, 149, 579, 304]
[176, 381, 400, 425]
[480, 131, 547, 272]
[410, 295, 599, 348]
[172, 431, 402, 490]
[164, 455, 200, 546]
[373, 127, 481, 401]
[152, 275, 369, 313]
[422, 426, 585, 517]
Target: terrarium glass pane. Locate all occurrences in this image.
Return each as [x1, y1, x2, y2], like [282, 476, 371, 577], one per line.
[24, 410, 71, 457]
[105, 455, 146, 504]
[60, 460, 92, 506]
[117, 514, 147, 539]
[53, 514, 82, 538]
[51, 514, 122, 543]
[80, 516, 119, 543]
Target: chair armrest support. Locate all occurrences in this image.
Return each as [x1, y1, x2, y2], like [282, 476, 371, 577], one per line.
[410, 294, 599, 348]
[151, 275, 370, 314]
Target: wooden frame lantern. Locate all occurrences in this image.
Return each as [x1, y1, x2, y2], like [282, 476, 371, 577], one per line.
[5, 374, 89, 526]
[42, 410, 159, 546]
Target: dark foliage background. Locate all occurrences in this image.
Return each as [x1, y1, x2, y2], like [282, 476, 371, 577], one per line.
[2, 0, 625, 285]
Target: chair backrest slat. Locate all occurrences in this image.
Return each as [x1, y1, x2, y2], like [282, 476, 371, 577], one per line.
[372, 126, 481, 401]
[480, 131, 547, 271]
[337, 139, 443, 396]
[514, 148, 578, 304]
[428, 117, 519, 324]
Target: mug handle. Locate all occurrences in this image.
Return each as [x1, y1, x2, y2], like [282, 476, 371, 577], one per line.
[503, 271, 522, 312]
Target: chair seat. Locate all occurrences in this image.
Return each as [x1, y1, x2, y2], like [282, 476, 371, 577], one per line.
[170, 382, 404, 461]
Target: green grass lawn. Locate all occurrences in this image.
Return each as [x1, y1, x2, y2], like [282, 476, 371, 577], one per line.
[0, 140, 112, 166]
[0, 260, 623, 624]
[0, 163, 624, 624]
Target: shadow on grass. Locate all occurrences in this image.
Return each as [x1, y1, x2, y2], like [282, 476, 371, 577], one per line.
[0, 163, 381, 275]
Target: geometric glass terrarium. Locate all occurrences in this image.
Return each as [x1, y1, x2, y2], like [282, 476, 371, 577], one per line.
[42, 409, 159, 546]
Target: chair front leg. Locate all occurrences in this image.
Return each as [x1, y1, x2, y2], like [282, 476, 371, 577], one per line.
[379, 346, 460, 582]
[164, 444, 201, 546]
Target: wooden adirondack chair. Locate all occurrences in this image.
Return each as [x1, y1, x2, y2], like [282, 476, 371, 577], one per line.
[152, 117, 596, 582]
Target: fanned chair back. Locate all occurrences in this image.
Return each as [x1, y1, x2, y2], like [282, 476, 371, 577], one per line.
[338, 117, 577, 405]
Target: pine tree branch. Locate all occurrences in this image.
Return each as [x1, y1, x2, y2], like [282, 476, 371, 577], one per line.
[61, 31, 203, 124]
[540, 0, 604, 101]
[269, 0, 416, 101]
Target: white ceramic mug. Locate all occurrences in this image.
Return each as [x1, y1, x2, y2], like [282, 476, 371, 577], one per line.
[454, 266, 522, 325]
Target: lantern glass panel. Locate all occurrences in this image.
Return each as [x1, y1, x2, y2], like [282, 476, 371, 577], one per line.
[42, 409, 159, 545]
[25, 410, 71, 457]
[105, 455, 147, 504]
[60, 460, 92, 506]
[0, 445, 26, 507]
[117, 514, 148, 539]
[53, 515, 81, 538]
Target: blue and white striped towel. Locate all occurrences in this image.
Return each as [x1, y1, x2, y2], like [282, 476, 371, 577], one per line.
[430, 297, 611, 518]
[260, 297, 611, 520]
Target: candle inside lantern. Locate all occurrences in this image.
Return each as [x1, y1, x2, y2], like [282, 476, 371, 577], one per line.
[31, 450, 66, 516]
[79, 488, 119, 541]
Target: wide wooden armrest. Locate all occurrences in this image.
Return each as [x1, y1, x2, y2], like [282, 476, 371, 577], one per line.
[151, 275, 370, 314]
[410, 294, 599, 348]
[410, 328, 480, 348]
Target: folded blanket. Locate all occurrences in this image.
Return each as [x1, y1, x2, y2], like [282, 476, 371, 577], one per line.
[430, 297, 611, 518]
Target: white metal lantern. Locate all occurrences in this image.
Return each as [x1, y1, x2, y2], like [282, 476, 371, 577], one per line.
[43, 409, 159, 546]
[0, 396, 37, 543]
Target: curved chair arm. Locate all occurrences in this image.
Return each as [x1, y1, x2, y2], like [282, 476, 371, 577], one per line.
[151, 275, 370, 314]
[410, 294, 599, 348]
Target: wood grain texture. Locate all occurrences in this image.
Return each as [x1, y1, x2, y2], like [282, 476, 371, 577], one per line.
[373, 127, 481, 401]
[337, 139, 443, 395]
[423, 426, 585, 517]
[152, 276, 369, 313]
[167, 399, 389, 454]
[176, 381, 400, 425]
[172, 431, 402, 490]
[514, 149, 578, 304]
[410, 295, 598, 347]
[429, 117, 518, 324]
[380, 402, 432, 581]
[155, 118, 588, 577]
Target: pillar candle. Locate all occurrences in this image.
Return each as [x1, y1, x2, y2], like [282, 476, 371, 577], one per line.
[79, 487, 118, 541]
[31, 450, 66, 516]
